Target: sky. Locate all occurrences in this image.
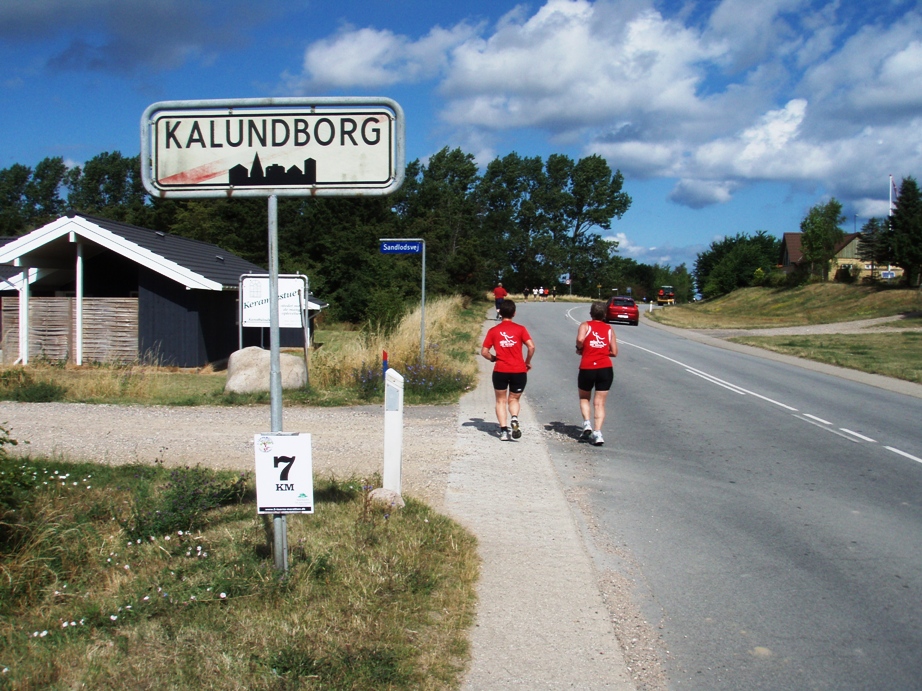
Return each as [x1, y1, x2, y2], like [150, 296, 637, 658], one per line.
[2, 0, 921, 270]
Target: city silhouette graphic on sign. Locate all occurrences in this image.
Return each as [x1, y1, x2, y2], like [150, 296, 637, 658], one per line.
[229, 154, 317, 186]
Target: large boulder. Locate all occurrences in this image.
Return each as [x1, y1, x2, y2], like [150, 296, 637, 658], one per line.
[224, 346, 307, 394]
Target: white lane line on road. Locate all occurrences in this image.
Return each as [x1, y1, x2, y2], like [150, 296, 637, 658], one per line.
[686, 369, 746, 394]
[794, 415, 861, 442]
[803, 413, 832, 425]
[885, 446, 922, 464]
[623, 340, 800, 412]
[840, 429, 877, 443]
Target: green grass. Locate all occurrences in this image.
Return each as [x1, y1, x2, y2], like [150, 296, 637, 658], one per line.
[646, 283, 922, 384]
[649, 284, 922, 329]
[729, 332, 922, 384]
[0, 456, 479, 690]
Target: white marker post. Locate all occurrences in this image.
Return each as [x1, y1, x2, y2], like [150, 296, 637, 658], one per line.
[383, 368, 404, 494]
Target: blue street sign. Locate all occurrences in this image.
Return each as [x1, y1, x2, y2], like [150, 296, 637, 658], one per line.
[380, 241, 422, 254]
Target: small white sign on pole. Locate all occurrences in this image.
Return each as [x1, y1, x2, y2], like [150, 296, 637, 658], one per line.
[241, 275, 308, 328]
[254, 433, 314, 514]
[383, 369, 404, 494]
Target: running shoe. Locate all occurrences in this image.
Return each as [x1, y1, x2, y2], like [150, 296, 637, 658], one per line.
[500, 428, 511, 441]
[591, 431, 604, 446]
[510, 417, 522, 439]
[580, 422, 593, 441]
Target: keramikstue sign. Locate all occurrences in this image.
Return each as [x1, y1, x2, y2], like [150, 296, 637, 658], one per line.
[141, 97, 404, 198]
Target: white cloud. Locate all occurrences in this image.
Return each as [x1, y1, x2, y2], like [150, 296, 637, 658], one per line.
[293, 22, 479, 89]
[287, 0, 922, 212]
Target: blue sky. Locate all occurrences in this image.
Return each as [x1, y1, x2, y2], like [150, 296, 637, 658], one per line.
[2, 0, 920, 269]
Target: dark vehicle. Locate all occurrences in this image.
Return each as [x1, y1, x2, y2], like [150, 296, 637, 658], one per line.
[606, 296, 639, 325]
[656, 285, 675, 305]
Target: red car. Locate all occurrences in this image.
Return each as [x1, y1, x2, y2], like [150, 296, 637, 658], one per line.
[606, 296, 639, 325]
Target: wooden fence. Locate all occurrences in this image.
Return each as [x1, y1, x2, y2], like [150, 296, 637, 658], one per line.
[1, 297, 139, 364]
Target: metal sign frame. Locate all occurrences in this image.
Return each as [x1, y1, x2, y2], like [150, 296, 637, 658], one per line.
[141, 97, 405, 199]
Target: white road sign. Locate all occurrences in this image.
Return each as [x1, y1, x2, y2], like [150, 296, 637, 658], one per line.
[241, 275, 309, 328]
[254, 433, 314, 514]
[141, 98, 404, 198]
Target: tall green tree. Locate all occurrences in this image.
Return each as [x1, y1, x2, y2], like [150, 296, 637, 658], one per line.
[800, 198, 845, 281]
[0, 157, 68, 234]
[394, 148, 489, 296]
[0, 163, 31, 234]
[694, 231, 780, 298]
[890, 176, 922, 287]
[65, 152, 146, 221]
[857, 217, 893, 278]
[539, 154, 631, 286]
[477, 152, 550, 288]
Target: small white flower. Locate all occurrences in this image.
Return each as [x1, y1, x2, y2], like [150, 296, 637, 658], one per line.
[219, 592, 227, 599]
[41, 630, 48, 637]
[124, 564, 130, 570]
[110, 615, 117, 621]
[70, 621, 76, 626]
[62, 622, 68, 628]
[164, 536, 170, 541]
[143, 596, 150, 601]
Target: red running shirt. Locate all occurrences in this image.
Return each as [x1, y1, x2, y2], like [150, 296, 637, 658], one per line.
[493, 285, 508, 300]
[483, 321, 532, 373]
[579, 320, 614, 370]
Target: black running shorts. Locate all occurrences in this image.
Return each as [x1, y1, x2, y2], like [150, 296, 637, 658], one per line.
[493, 371, 527, 393]
[578, 367, 614, 392]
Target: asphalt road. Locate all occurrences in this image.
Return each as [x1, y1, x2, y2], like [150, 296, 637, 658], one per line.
[513, 299, 922, 690]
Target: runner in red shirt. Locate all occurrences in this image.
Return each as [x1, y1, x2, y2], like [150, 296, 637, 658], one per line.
[492, 282, 508, 320]
[575, 301, 618, 446]
[481, 300, 535, 441]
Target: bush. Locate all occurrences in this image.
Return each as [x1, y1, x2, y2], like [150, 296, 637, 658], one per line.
[126, 465, 248, 539]
[0, 369, 67, 402]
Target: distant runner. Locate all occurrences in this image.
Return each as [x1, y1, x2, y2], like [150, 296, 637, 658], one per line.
[492, 282, 508, 320]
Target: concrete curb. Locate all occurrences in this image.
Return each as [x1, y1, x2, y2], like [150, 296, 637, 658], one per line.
[447, 321, 634, 690]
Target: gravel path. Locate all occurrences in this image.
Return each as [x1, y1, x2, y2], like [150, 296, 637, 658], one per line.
[0, 402, 457, 511]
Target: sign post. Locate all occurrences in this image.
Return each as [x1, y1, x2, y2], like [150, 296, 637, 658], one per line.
[143, 98, 404, 572]
[379, 238, 426, 364]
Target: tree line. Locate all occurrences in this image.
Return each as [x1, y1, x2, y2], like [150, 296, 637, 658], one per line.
[0, 148, 696, 322]
[693, 177, 922, 299]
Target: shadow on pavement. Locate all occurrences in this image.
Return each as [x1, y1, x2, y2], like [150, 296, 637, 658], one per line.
[462, 417, 498, 436]
[544, 421, 587, 441]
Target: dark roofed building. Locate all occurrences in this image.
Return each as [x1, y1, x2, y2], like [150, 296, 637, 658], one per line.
[0, 215, 325, 367]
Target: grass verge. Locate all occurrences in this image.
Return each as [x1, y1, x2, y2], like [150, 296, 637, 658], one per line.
[0, 296, 486, 407]
[729, 331, 922, 384]
[649, 284, 922, 329]
[0, 456, 478, 690]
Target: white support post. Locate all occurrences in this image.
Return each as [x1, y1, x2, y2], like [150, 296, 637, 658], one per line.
[18, 271, 29, 365]
[75, 242, 84, 365]
[383, 368, 405, 494]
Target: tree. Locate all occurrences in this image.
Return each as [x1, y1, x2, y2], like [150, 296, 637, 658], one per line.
[539, 154, 631, 286]
[889, 176, 922, 287]
[65, 152, 146, 221]
[800, 199, 845, 281]
[0, 163, 31, 234]
[857, 217, 893, 279]
[694, 231, 780, 298]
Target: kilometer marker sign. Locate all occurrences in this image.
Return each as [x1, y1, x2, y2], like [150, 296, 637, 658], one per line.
[141, 97, 404, 198]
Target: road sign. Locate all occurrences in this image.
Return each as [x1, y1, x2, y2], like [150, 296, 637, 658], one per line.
[141, 97, 404, 198]
[254, 433, 314, 514]
[380, 240, 422, 254]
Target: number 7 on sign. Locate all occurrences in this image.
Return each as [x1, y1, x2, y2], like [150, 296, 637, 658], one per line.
[274, 456, 295, 481]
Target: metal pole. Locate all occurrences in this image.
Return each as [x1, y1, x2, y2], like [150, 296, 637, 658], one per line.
[420, 240, 426, 365]
[268, 194, 288, 572]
